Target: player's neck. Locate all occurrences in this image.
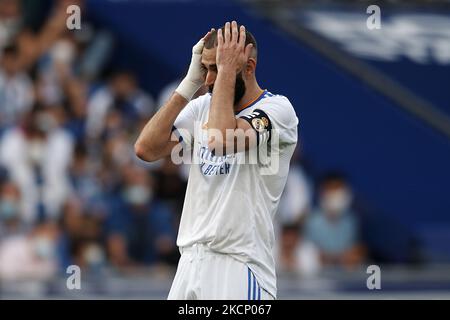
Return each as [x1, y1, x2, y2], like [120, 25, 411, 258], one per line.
[234, 82, 264, 113]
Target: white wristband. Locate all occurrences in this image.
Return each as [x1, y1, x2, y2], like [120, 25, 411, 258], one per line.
[175, 78, 200, 102]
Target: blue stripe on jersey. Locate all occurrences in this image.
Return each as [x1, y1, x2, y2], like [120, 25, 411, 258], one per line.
[247, 268, 251, 300]
[253, 273, 256, 300]
[258, 285, 261, 300]
[171, 125, 183, 143]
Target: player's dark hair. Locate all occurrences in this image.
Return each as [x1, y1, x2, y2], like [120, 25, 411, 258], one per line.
[204, 24, 257, 58]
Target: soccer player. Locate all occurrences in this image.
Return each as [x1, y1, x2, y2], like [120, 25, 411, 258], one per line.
[135, 21, 298, 300]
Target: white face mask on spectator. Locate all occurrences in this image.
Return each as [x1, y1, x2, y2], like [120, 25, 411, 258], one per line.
[0, 199, 18, 220]
[28, 139, 46, 164]
[321, 188, 352, 216]
[123, 185, 153, 206]
[35, 112, 57, 133]
[33, 236, 55, 259]
[84, 244, 105, 268]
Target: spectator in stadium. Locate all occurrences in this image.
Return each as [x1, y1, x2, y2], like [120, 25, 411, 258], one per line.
[69, 212, 106, 274]
[12, 1, 75, 72]
[0, 0, 22, 50]
[57, 196, 86, 270]
[305, 172, 366, 270]
[105, 164, 178, 269]
[68, 142, 103, 207]
[71, 238, 106, 274]
[153, 157, 188, 221]
[275, 148, 320, 276]
[35, 35, 78, 107]
[86, 70, 155, 140]
[0, 44, 34, 131]
[0, 104, 74, 223]
[0, 219, 59, 281]
[0, 179, 23, 238]
[56, 195, 107, 270]
[278, 222, 321, 277]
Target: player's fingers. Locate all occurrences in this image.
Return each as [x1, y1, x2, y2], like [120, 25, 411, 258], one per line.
[203, 28, 215, 42]
[244, 43, 253, 60]
[231, 21, 238, 44]
[224, 21, 231, 44]
[238, 25, 246, 49]
[217, 28, 224, 48]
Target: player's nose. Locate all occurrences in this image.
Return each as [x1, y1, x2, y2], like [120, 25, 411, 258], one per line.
[205, 70, 216, 86]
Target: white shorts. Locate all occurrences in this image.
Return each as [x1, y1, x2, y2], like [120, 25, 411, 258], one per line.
[168, 244, 275, 300]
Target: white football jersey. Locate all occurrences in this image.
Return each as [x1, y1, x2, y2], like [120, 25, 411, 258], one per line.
[172, 89, 298, 297]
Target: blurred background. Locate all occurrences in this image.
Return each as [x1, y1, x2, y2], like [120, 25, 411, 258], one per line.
[0, 0, 449, 299]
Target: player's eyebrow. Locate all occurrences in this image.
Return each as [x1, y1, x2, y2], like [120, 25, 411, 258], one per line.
[201, 62, 217, 70]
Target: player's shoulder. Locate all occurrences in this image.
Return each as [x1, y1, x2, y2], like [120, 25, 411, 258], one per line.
[257, 90, 298, 119]
[259, 90, 294, 108]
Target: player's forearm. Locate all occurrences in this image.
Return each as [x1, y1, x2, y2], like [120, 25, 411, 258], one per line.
[208, 69, 237, 139]
[135, 92, 187, 160]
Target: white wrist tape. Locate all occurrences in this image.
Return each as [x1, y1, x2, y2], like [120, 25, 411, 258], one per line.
[175, 78, 200, 101]
[175, 38, 205, 101]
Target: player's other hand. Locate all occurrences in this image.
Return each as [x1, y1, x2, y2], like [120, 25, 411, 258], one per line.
[216, 21, 253, 74]
[175, 29, 214, 101]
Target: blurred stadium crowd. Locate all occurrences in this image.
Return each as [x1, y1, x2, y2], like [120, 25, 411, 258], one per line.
[0, 0, 367, 283]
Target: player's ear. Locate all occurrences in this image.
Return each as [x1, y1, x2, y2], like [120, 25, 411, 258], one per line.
[245, 57, 256, 75]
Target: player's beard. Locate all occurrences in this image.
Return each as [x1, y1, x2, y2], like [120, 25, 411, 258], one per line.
[208, 71, 246, 106]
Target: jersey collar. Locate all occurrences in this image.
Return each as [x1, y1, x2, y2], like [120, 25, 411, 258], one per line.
[234, 89, 267, 115]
